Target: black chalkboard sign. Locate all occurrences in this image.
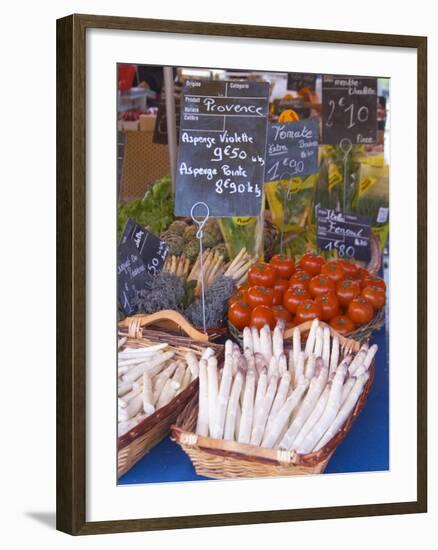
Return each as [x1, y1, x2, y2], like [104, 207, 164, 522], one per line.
[322, 75, 377, 145]
[316, 207, 371, 262]
[175, 80, 270, 217]
[287, 72, 317, 92]
[265, 118, 319, 181]
[153, 84, 182, 144]
[118, 219, 169, 314]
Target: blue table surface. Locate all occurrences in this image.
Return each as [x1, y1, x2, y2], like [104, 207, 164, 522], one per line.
[119, 325, 389, 485]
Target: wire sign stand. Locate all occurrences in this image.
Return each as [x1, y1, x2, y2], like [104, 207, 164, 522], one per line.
[190, 201, 210, 334]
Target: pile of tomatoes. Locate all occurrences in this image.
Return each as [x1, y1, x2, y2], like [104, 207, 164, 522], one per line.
[228, 253, 386, 334]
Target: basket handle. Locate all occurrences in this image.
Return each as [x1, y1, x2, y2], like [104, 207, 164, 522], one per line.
[118, 310, 209, 341]
[284, 320, 361, 353]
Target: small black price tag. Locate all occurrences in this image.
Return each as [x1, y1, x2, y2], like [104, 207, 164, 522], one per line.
[322, 75, 377, 145]
[118, 220, 169, 314]
[316, 207, 372, 262]
[265, 118, 319, 181]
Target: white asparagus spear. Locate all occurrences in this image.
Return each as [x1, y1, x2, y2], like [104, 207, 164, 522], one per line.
[294, 351, 305, 387]
[180, 367, 192, 392]
[304, 353, 316, 379]
[118, 394, 143, 421]
[291, 385, 330, 450]
[314, 327, 324, 358]
[122, 351, 175, 383]
[293, 326, 301, 368]
[232, 350, 241, 377]
[118, 380, 133, 397]
[118, 419, 138, 436]
[273, 323, 284, 359]
[225, 339, 234, 356]
[118, 397, 127, 409]
[265, 371, 291, 430]
[196, 359, 209, 436]
[261, 376, 309, 448]
[279, 359, 328, 450]
[348, 349, 367, 376]
[288, 349, 295, 383]
[211, 352, 233, 439]
[223, 368, 244, 441]
[156, 379, 177, 409]
[315, 372, 369, 451]
[119, 386, 142, 406]
[207, 356, 219, 436]
[201, 347, 216, 361]
[185, 351, 199, 379]
[235, 402, 242, 440]
[153, 363, 178, 403]
[251, 327, 261, 354]
[341, 377, 356, 405]
[363, 344, 378, 370]
[304, 319, 319, 358]
[238, 369, 255, 444]
[118, 343, 168, 358]
[250, 374, 278, 446]
[322, 327, 331, 368]
[253, 366, 268, 422]
[171, 363, 186, 390]
[243, 327, 253, 354]
[278, 354, 288, 377]
[254, 353, 268, 377]
[329, 336, 340, 377]
[267, 356, 278, 380]
[297, 363, 348, 454]
[118, 366, 129, 375]
[142, 373, 155, 415]
[260, 325, 272, 362]
[119, 343, 168, 355]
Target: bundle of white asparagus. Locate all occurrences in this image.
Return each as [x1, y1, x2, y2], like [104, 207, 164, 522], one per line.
[118, 337, 218, 438]
[195, 319, 377, 454]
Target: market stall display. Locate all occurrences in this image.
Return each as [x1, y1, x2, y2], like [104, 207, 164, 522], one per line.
[117, 324, 223, 477]
[116, 67, 390, 481]
[172, 319, 375, 478]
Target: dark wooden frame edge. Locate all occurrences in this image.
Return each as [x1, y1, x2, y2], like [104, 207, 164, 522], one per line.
[56, 13, 427, 536]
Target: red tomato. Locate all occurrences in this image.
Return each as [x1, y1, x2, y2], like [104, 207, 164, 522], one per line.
[272, 278, 290, 305]
[354, 267, 371, 284]
[269, 254, 295, 280]
[314, 293, 341, 322]
[248, 263, 276, 288]
[361, 285, 386, 310]
[283, 287, 311, 314]
[329, 315, 356, 335]
[247, 286, 274, 309]
[228, 288, 248, 307]
[361, 275, 386, 291]
[336, 259, 359, 279]
[295, 300, 322, 324]
[289, 270, 311, 291]
[228, 301, 251, 330]
[321, 261, 345, 283]
[347, 297, 374, 326]
[298, 253, 325, 276]
[308, 275, 335, 298]
[336, 279, 361, 308]
[250, 305, 276, 330]
[271, 305, 292, 324]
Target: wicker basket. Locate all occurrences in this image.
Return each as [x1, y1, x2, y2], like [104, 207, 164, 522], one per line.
[117, 317, 223, 478]
[172, 365, 374, 479]
[229, 306, 385, 345]
[172, 326, 374, 479]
